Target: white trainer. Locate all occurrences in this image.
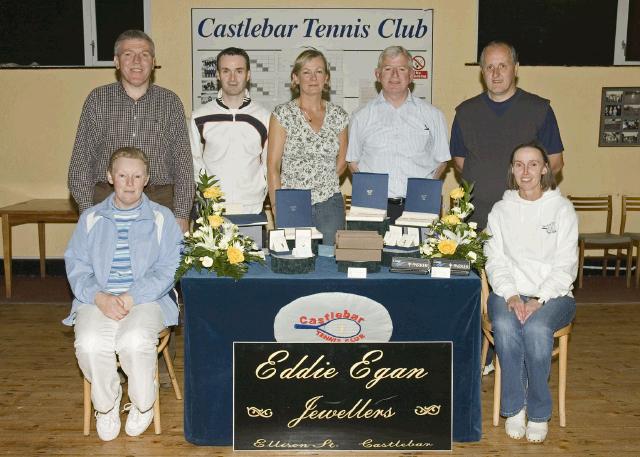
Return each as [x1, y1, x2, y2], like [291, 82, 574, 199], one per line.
[124, 403, 154, 437]
[504, 408, 526, 440]
[95, 388, 122, 441]
[482, 361, 495, 376]
[526, 420, 548, 443]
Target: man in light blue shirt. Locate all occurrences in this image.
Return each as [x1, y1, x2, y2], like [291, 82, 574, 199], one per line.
[347, 45, 451, 223]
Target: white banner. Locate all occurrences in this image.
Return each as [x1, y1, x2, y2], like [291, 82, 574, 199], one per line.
[191, 8, 433, 113]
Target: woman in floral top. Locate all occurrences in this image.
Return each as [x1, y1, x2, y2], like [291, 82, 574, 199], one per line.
[267, 49, 348, 247]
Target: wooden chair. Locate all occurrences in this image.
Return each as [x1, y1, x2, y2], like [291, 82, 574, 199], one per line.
[343, 194, 352, 211]
[480, 271, 572, 427]
[567, 195, 633, 288]
[83, 328, 182, 436]
[620, 196, 640, 288]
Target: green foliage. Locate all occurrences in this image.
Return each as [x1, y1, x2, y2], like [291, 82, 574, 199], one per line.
[175, 171, 264, 281]
[420, 180, 491, 272]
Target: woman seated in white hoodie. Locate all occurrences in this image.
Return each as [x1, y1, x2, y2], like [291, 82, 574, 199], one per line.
[484, 141, 578, 443]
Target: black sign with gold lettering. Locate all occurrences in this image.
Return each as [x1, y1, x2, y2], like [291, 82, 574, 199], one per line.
[233, 342, 452, 451]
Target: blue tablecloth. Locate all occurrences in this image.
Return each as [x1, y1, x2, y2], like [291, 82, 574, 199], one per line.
[181, 256, 481, 444]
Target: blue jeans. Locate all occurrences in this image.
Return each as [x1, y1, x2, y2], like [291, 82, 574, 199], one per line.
[488, 292, 576, 421]
[312, 192, 345, 246]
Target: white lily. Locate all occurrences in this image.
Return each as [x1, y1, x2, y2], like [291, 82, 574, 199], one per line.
[420, 244, 434, 256]
[443, 229, 472, 245]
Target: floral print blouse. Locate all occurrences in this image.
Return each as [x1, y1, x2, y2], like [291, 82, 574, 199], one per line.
[273, 100, 349, 204]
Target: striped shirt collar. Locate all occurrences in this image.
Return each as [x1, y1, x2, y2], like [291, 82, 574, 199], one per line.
[374, 89, 417, 108]
[216, 89, 251, 110]
[97, 193, 154, 221]
[109, 197, 143, 213]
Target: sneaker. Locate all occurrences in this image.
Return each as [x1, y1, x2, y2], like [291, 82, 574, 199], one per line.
[124, 403, 154, 437]
[526, 420, 548, 443]
[482, 361, 495, 376]
[95, 388, 122, 441]
[504, 408, 526, 440]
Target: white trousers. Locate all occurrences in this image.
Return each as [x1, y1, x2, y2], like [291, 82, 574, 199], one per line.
[74, 302, 165, 413]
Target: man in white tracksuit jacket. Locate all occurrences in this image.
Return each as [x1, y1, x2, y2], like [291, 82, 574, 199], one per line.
[190, 47, 270, 214]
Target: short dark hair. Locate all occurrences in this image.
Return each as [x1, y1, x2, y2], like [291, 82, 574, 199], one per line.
[480, 41, 518, 67]
[108, 147, 149, 176]
[114, 30, 155, 56]
[216, 47, 251, 73]
[507, 141, 557, 192]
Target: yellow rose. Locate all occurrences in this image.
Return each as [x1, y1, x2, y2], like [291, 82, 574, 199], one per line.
[203, 185, 223, 199]
[442, 214, 461, 225]
[450, 187, 465, 200]
[227, 246, 245, 264]
[208, 214, 224, 228]
[437, 239, 458, 255]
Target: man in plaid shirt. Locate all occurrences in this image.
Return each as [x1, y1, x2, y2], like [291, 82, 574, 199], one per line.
[68, 30, 194, 233]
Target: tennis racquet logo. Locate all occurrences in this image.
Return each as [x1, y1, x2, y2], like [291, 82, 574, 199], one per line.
[295, 317, 362, 339]
[273, 292, 393, 343]
[295, 309, 365, 342]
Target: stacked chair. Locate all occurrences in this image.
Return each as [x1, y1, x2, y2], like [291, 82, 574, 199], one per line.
[620, 196, 640, 287]
[567, 195, 633, 288]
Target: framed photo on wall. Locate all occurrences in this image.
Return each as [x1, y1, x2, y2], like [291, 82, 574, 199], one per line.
[599, 87, 640, 146]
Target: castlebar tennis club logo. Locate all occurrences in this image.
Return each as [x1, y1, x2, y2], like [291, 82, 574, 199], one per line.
[273, 293, 393, 343]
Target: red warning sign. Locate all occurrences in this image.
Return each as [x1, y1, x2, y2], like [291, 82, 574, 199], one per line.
[412, 55, 426, 70]
[414, 70, 429, 79]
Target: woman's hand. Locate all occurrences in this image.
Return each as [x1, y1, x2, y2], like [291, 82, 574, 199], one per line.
[95, 291, 128, 321]
[119, 292, 135, 311]
[507, 295, 527, 323]
[522, 298, 543, 322]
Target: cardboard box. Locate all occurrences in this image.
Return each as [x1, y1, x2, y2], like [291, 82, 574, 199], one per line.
[335, 248, 382, 262]
[335, 230, 383, 250]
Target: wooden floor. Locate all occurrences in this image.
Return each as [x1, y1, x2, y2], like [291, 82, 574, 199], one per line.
[1, 301, 639, 456]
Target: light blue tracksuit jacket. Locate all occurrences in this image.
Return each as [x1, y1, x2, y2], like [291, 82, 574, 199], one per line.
[63, 194, 183, 327]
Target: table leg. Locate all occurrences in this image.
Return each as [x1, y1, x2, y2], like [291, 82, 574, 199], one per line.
[2, 216, 12, 298]
[38, 222, 46, 278]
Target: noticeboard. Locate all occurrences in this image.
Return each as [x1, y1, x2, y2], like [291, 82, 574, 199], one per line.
[191, 8, 433, 113]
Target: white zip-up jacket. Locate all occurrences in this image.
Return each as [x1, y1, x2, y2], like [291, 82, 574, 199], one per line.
[484, 188, 578, 303]
[190, 91, 270, 214]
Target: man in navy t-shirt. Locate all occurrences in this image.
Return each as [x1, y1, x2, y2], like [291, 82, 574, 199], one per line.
[450, 41, 564, 229]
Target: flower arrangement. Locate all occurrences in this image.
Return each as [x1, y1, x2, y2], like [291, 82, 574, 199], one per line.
[419, 181, 490, 271]
[175, 172, 264, 281]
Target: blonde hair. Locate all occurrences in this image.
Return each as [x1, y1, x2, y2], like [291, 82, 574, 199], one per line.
[108, 147, 150, 176]
[290, 49, 331, 100]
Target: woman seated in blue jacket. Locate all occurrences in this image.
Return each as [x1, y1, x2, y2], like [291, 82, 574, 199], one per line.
[63, 147, 183, 441]
[484, 141, 578, 443]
